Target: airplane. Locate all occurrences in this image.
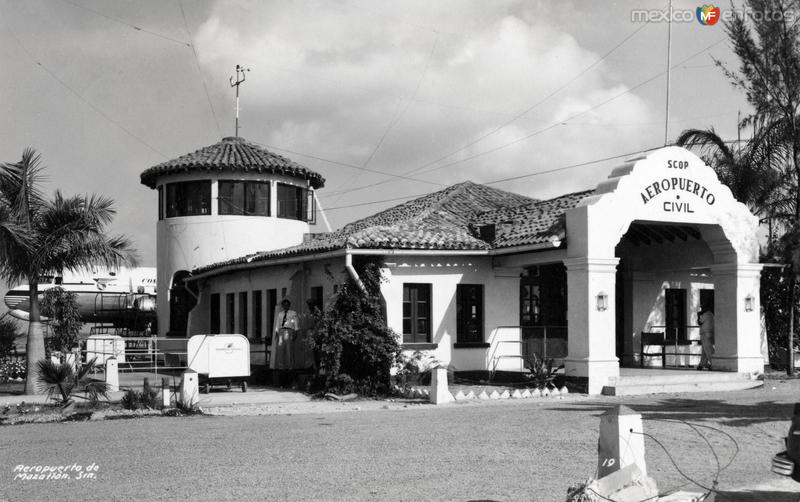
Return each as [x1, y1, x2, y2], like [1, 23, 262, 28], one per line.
[4, 266, 157, 328]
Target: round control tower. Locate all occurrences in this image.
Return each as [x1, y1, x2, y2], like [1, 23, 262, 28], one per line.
[140, 136, 325, 336]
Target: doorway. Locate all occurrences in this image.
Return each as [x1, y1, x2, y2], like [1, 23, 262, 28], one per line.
[665, 288, 687, 343]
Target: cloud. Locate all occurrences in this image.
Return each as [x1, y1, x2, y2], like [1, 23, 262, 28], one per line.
[193, 0, 657, 224]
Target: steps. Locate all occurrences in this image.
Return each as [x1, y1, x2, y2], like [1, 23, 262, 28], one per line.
[602, 370, 763, 396]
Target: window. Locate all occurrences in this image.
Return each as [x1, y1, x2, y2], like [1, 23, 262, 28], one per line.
[166, 180, 211, 217]
[157, 185, 164, 220]
[309, 286, 323, 310]
[239, 292, 248, 337]
[210, 293, 220, 334]
[277, 183, 309, 221]
[402, 283, 431, 344]
[252, 290, 263, 340]
[457, 285, 484, 343]
[218, 180, 270, 216]
[226, 293, 235, 333]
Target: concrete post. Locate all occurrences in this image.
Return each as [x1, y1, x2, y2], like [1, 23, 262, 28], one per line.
[105, 357, 119, 392]
[161, 377, 171, 408]
[597, 405, 646, 478]
[180, 370, 199, 408]
[430, 366, 453, 405]
[65, 352, 76, 371]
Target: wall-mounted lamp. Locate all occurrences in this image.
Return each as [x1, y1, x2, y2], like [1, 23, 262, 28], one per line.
[596, 291, 608, 311]
[744, 294, 755, 312]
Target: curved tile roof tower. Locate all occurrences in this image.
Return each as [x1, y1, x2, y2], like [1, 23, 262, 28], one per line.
[140, 136, 324, 336]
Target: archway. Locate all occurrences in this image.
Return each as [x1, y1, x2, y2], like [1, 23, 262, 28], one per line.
[564, 146, 763, 394]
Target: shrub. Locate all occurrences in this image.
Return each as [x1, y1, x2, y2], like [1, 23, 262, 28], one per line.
[0, 359, 26, 382]
[0, 316, 19, 359]
[394, 351, 440, 389]
[36, 358, 109, 408]
[120, 378, 160, 410]
[524, 354, 558, 390]
[310, 257, 401, 396]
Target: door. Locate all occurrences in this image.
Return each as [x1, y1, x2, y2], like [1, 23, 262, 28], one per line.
[665, 288, 687, 343]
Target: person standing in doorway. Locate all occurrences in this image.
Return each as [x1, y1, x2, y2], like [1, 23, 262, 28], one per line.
[697, 304, 715, 370]
[273, 299, 299, 371]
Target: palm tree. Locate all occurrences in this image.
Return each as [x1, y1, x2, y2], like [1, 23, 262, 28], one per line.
[676, 125, 789, 236]
[0, 148, 136, 394]
[36, 357, 110, 408]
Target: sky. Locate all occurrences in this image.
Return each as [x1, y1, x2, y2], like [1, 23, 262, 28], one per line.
[0, 0, 751, 267]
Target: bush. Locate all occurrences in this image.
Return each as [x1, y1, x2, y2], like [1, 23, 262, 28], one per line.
[121, 378, 160, 410]
[524, 354, 559, 390]
[0, 316, 19, 359]
[394, 351, 440, 389]
[310, 257, 401, 396]
[0, 359, 25, 382]
[36, 358, 109, 407]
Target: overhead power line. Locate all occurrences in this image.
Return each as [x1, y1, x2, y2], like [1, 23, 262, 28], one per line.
[179, 0, 221, 137]
[4, 23, 167, 159]
[403, 20, 653, 179]
[59, 0, 191, 47]
[319, 145, 659, 213]
[322, 33, 726, 199]
[252, 142, 445, 187]
[319, 19, 661, 199]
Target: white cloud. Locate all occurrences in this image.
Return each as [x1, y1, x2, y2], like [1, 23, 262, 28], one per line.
[194, 0, 657, 212]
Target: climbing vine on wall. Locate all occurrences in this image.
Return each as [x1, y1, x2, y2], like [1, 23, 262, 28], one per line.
[310, 256, 400, 395]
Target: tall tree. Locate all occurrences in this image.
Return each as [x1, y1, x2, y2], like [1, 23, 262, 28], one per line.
[717, 0, 800, 222]
[676, 126, 785, 225]
[0, 149, 136, 394]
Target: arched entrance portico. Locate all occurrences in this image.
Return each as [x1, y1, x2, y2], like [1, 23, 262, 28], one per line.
[564, 147, 763, 394]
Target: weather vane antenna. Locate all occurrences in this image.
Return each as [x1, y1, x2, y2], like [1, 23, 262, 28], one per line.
[229, 64, 250, 138]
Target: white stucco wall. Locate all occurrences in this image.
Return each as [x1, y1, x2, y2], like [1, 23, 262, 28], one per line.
[153, 171, 313, 334]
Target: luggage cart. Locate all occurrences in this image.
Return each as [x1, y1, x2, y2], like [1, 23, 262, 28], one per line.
[187, 334, 250, 393]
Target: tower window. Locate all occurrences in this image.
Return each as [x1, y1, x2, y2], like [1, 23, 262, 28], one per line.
[218, 180, 270, 216]
[277, 183, 310, 221]
[166, 180, 211, 217]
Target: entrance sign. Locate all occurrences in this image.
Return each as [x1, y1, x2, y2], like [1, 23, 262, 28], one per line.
[639, 176, 716, 210]
[570, 146, 759, 263]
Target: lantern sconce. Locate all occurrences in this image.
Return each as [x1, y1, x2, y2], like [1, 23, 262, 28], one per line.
[596, 291, 609, 311]
[744, 294, 755, 312]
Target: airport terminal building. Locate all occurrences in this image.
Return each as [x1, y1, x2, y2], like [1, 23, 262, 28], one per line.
[141, 140, 764, 394]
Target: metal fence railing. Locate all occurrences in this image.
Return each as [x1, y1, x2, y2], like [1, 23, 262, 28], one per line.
[488, 325, 569, 378]
[521, 325, 568, 361]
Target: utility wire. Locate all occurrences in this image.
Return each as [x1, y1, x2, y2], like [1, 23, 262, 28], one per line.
[59, 0, 191, 47]
[402, 20, 652, 178]
[320, 18, 659, 199]
[329, 32, 441, 201]
[3, 23, 167, 159]
[252, 141, 444, 187]
[322, 36, 727, 199]
[318, 145, 658, 213]
[178, 0, 222, 137]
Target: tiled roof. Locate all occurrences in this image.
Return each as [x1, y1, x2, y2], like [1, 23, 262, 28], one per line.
[140, 137, 325, 189]
[474, 189, 595, 248]
[193, 181, 536, 274]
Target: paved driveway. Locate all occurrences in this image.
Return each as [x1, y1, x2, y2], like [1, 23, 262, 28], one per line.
[1, 380, 799, 501]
